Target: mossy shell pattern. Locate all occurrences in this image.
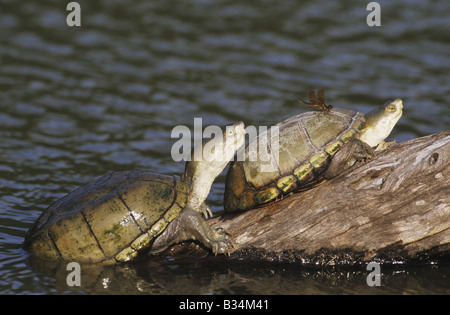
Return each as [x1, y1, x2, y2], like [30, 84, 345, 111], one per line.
[24, 171, 188, 263]
[224, 108, 365, 212]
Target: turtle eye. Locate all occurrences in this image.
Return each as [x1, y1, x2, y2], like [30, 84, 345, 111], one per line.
[387, 105, 395, 112]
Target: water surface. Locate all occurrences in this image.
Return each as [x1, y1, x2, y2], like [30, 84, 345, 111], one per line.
[0, 0, 449, 294]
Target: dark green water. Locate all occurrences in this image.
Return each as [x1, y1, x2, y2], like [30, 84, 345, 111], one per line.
[0, 0, 449, 294]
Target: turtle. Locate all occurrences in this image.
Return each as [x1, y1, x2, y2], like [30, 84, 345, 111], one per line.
[224, 98, 403, 212]
[24, 121, 246, 263]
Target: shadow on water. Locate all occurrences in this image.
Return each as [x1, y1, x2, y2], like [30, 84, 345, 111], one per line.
[25, 252, 450, 295]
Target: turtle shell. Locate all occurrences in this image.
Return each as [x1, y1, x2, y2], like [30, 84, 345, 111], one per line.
[224, 108, 365, 212]
[23, 170, 188, 263]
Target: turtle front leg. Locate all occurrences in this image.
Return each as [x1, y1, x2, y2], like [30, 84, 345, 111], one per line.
[150, 207, 234, 256]
[324, 139, 375, 179]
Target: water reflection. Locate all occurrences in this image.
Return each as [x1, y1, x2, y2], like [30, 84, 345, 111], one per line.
[25, 254, 450, 295]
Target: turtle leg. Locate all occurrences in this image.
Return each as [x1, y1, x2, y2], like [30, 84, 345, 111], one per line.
[324, 139, 375, 179]
[150, 206, 234, 256]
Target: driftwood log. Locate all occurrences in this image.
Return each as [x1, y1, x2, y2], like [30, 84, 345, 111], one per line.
[168, 130, 450, 265]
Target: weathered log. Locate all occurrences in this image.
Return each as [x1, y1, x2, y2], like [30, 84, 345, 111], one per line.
[168, 131, 450, 265]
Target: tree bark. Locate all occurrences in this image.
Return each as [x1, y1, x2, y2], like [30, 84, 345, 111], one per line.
[170, 131, 450, 265]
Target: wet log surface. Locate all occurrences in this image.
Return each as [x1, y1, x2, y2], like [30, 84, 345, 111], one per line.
[169, 131, 450, 265]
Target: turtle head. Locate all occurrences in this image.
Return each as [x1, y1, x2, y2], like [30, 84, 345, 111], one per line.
[183, 121, 246, 210]
[358, 98, 403, 148]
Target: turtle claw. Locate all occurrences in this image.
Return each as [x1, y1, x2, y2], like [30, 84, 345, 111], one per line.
[204, 208, 213, 219]
[182, 208, 234, 256]
[209, 228, 235, 256]
[199, 203, 213, 219]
